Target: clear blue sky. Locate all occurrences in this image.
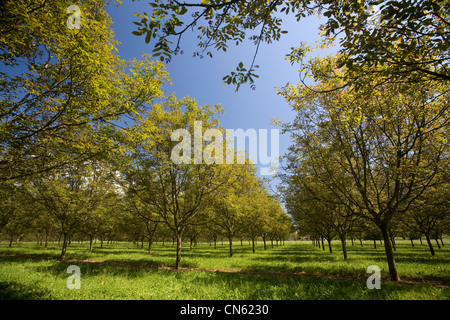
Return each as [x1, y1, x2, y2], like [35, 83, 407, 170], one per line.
[106, 1, 339, 188]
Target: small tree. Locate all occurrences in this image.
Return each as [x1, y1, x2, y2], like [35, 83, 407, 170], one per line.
[123, 94, 232, 269]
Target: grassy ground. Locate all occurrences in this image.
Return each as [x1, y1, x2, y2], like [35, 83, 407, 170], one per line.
[0, 240, 448, 300]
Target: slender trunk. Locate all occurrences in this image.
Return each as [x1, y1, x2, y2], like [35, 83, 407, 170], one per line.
[175, 234, 182, 269]
[263, 236, 267, 250]
[327, 239, 333, 253]
[271, 239, 274, 248]
[435, 238, 441, 249]
[391, 235, 396, 251]
[373, 240, 377, 249]
[9, 237, 13, 247]
[440, 237, 444, 247]
[252, 237, 255, 253]
[61, 232, 68, 260]
[380, 222, 399, 281]
[359, 238, 363, 247]
[340, 236, 348, 260]
[425, 235, 435, 255]
[321, 238, 325, 251]
[228, 236, 233, 257]
[419, 237, 423, 245]
[148, 240, 153, 254]
[410, 238, 414, 248]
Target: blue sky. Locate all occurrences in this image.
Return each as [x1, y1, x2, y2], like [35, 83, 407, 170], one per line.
[106, 1, 339, 188]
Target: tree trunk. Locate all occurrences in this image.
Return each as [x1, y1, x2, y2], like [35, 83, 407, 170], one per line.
[327, 239, 333, 253]
[148, 240, 153, 254]
[410, 238, 414, 248]
[425, 235, 435, 255]
[380, 222, 399, 281]
[175, 235, 182, 269]
[228, 236, 233, 257]
[263, 236, 267, 250]
[252, 237, 255, 253]
[340, 236, 348, 260]
[435, 238, 441, 249]
[391, 236, 396, 251]
[89, 236, 93, 252]
[321, 238, 325, 251]
[61, 232, 68, 260]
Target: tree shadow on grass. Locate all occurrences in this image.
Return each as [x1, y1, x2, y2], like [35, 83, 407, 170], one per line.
[0, 281, 51, 300]
[1, 256, 447, 300]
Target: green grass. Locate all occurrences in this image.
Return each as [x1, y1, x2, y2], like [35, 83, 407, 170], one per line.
[0, 240, 448, 300]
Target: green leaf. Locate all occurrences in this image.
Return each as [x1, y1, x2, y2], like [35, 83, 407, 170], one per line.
[179, 6, 188, 15]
